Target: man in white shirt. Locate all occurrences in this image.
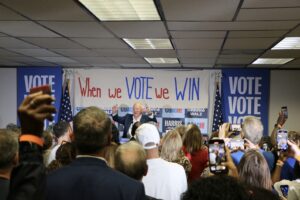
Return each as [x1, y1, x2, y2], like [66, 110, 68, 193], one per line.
[47, 121, 72, 165]
[112, 102, 157, 138]
[135, 123, 187, 200]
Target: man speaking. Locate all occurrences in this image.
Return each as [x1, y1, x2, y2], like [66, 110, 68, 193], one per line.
[112, 102, 157, 138]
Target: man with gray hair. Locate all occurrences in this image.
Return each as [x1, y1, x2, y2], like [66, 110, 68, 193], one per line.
[0, 129, 19, 200]
[231, 116, 275, 171]
[135, 123, 187, 200]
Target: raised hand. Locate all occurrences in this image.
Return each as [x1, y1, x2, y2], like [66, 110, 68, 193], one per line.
[18, 91, 56, 136]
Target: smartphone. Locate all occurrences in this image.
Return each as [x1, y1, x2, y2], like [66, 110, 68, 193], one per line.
[280, 185, 289, 198]
[29, 85, 51, 95]
[230, 124, 242, 132]
[229, 138, 244, 151]
[277, 129, 288, 151]
[208, 139, 228, 174]
[281, 106, 288, 119]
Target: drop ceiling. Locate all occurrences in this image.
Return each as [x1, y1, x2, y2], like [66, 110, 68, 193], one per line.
[0, 0, 299, 69]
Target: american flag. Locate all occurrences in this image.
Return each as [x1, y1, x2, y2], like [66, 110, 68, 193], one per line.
[59, 81, 73, 122]
[212, 83, 223, 132]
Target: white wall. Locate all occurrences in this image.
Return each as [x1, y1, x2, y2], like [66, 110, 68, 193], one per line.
[0, 68, 300, 132]
[268, 70, 300, 133]
[0, 68, 17, 128]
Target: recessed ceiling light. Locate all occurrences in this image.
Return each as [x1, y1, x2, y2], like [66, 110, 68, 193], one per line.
[78, 0, 160, 21]
[252, 58, 294, 65]
[145, 57, 179, 64]
[272, 37, 300, 50]
[123, 39, 173, 49]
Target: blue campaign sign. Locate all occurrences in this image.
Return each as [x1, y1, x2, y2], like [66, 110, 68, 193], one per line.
[222, 69, 270, 135]
[17, 67, 62, 127]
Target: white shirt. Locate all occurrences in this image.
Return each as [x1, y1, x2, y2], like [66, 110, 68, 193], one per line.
[274, 179, 300, 200]
[142, 158, 187, 200]
[47, 145, 60, 166]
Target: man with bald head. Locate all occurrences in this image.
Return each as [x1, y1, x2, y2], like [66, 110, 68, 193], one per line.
[112, 102, 157, 138]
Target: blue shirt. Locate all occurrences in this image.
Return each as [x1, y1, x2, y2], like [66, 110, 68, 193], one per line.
[231, 150, 275, 171]
[280, 157, 296, 181]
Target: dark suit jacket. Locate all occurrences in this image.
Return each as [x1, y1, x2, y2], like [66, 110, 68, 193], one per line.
[46, 157, 145, 200]
[112, 114, 157, 138]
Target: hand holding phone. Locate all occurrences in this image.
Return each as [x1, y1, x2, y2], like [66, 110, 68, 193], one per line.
[277, 129, 288, 151]
[208, 139, 228, 174]
[29, 85, 51, 95]
[281, 106, 288, 119]
[229, 138, 244, 151]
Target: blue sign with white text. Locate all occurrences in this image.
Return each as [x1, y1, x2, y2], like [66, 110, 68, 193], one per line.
[222, 69, 270, 135]
[17, 67, 62, 127]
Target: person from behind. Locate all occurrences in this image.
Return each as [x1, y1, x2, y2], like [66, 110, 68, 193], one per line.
[181, 175, 249, 200]
[160, 129, 191, 176]
[136, 123, 187, 200]
[115, 141, 159, 200]
[130, 121, 142, 141]
[238, 149, 273, 191]
[231, 116, 275, 171]
[0, 129, 19, 200]
[46, 106, 145, 200]
[47, 121, 72, 165]
[112, 102, 157, 138]
[182, 124, 208, 183]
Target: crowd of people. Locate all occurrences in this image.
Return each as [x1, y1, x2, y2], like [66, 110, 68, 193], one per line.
[0, 91, 300, 200]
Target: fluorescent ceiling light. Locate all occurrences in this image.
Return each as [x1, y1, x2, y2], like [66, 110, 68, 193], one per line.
[145, 57, 179, 64]
[272, 37, 300, 50]
[78, 0, 160, 21]
[123, 39, 173, 49]
[252, 58, 294, 65]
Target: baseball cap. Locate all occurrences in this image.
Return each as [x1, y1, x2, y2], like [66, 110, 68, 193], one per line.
[135, 123, 160, 150]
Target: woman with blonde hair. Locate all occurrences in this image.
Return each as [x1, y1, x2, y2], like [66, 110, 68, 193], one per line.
[160, 129, 192, 176]
[238, 149, 273, 191]
[182, 124, 208, 183]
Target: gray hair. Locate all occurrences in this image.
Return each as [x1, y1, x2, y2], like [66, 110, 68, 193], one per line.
[0, 129, 19, 169]
[242, 116, 263, 145]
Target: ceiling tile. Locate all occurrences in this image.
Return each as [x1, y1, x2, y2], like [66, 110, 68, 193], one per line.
[5, 56, 44, 63]
[0, 37, 39, 49]
[262, 50, 300, 58]
[20, 61, 58, 66]
[0, 49, 23, 57]
[281, 58, 300, 68]
[1, 0, 94, 21]
[0, 5, 26, 20]
[172, 38, 223, 50]
[51, 49, 99, 57]
[72, 38, 128, 49]
[21, 38, 84, 49]
[242, 0, 300, 8]
[121, 64, 151, 68]
[0, 21, 59, 37]
[182, 64, 214, 68]
[93, 49, 137, 57]
[108, 57, 147, 64]
[35, 56, 78, 63]
[223, 38, 278, 49]
[171, 31, 226, 38]
[10, 48, 60, 57]
[103, 22, 168, 38]
[287, 26, 300, 37]
[73, 57, 114, 65]
[237, 8, 300, 21]
[177, 50, 219, 58]
[161, 0, 240, 21]
[167, 21, 298, 31]
[180, 57, 216, 64]
[217, 57, 254, 64]
[40, 21, 114, 38]
[228, 30, 287, 38]
[221, 49, 264, 55]
[135, 50, 177, 57]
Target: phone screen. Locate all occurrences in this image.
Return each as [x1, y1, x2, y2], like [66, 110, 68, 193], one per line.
[229, 139, 244, 151]
[281, 106, 288, 119]
[280, 185, 289, 197]
[209, 139, 227, 174]
[230, 124, 242, 132]
[277, 129, 288, 151]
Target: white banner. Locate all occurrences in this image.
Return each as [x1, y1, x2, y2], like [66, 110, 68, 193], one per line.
[73, 69, 211, 134]
[74, 69, 209, 109]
